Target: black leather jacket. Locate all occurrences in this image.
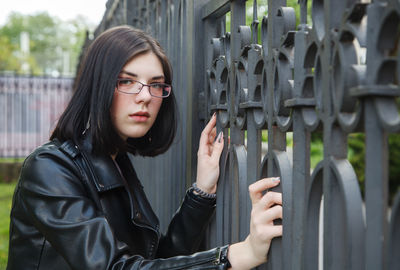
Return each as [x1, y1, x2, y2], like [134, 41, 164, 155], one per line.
[7, 138, 230, 269]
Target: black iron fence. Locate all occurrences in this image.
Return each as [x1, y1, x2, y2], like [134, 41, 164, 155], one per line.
[89, 0, 400, 269]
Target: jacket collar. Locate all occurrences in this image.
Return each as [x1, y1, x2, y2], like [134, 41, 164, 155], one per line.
[79, 135, 124, 192]
[77, 134, 160, 232]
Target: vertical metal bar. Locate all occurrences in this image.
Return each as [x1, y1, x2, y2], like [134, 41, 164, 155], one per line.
[245, 0, 262, 240]
[10, 76, 16, 157]
[189, 0, 211, 192]
[291, 26, 310, 270]
[229, 0, 245, 145]
[364, 2, 389, 270]
[15, 77, 22, 157]
[0, 77, 5, 156]
[365, 100, 389, 270]
[265, 1, 287, 269]
[266, 0, 287, 167]
[321, 0, 335, 269]
[245, 114, 261, 235]
[299, 0, 307, 25]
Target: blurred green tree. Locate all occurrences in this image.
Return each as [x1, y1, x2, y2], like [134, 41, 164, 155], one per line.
[0, 35, 20, 71]
[348, 133, 400, 205]
[0, 12, 93, 76]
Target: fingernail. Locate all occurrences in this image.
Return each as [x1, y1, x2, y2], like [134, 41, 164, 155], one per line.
[217, 131, 223, 143]
[212, 112, 216, 117]
[272, 177, 280, 182]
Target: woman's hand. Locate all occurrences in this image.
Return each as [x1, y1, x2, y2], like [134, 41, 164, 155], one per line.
[228, 177, 282, 269]
[195, 113, 224, 194]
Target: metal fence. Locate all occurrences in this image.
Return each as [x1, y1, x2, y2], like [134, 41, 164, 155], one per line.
[90, 0, 400, 269]
[0, 75, 73, 158]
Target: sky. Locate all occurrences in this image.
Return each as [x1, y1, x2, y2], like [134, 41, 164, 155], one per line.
[0, 0, 108, 26]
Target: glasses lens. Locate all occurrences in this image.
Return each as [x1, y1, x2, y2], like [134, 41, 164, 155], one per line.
[150, 83, 171, 97]
[117, 79, 141, 93]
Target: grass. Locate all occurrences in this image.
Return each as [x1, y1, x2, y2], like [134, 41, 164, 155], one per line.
[0, 182, 17, 270]
[0, 158, 24, 163]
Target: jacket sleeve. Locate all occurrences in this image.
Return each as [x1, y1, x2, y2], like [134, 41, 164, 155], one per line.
[15, 147, 229, 270]
[156, 189, 217, 258]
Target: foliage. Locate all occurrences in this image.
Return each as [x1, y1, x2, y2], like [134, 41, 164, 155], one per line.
[0, 182, 17, 269]
[0, 36, 19, 71]
[306, 133, 400, 203]
[245, 0, 312, 27]
[310, 132, 323, 170]
[226, 0, 312, 40]
[0, 12, 93, 76]
[388, 134, 400, 202]
[348, 133, 400, 204]
[348, 133, 365, 196]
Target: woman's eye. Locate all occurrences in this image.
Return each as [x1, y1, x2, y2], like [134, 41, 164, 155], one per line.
[151, 83, 163, 89]
[119, 79, 132, 85]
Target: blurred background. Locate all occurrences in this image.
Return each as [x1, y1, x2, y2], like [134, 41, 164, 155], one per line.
[0, 0, 107, 77]
[0, 1, 106, 268]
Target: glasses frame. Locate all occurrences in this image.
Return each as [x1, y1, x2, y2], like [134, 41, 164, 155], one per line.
[116, 78, 172, 98]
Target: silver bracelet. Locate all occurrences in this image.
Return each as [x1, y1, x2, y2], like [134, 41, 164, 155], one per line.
[192, 182, 217, 199]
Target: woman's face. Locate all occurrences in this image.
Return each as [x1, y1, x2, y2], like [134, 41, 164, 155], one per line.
[111, 52, 164, 141]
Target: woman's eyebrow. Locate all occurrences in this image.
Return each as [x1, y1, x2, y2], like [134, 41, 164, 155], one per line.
[120, 71, 137, 77]
[120, 71, 164, 81]
[151, 75, 165, 81]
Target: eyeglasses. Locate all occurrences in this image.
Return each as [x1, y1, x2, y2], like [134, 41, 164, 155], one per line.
[116, 78, 172, 98]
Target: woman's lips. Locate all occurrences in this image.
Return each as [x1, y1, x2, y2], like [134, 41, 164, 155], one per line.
[130, 112, 150, 122]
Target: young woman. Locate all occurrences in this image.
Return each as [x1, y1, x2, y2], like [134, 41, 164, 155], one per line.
[7, 26, 282, 270]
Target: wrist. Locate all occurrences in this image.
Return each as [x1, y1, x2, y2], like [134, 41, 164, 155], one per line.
[194, 181, 217, 194]
[191, 182, 217, 199]
[194, 181, 216, 194]
[228, 238, 266, 270]
[244, 236, 267, 266]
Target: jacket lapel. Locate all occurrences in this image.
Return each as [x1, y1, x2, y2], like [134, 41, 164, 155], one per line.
[116, 153, 160, 232]
[79, 136, 160, 233]
[80, 136, 124, 192]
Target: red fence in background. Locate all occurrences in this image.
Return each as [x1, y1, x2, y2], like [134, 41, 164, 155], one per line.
[0, 75, 73, 158]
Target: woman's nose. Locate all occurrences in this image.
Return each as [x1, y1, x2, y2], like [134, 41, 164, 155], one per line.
[135, 85, 152, 103]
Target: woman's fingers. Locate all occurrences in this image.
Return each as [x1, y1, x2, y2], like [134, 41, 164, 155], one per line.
[246, 177, 283, 265]
[209, 126, 216, 143]
[265, 225, 283, 239]
[201, 114, 216, 138]
[210, 131, 224, 163]
[254, 204, 283, 225]
[250, 196, 283, 242]
[249, 177, 280, 204]
[199, 114, 217, 155]
[259, 191, 282, 210]
[251, 192, 282, 229]
[207, 127, 217, 155]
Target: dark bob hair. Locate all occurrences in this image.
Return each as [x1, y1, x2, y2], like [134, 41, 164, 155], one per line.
[51, 25, 177, 156]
